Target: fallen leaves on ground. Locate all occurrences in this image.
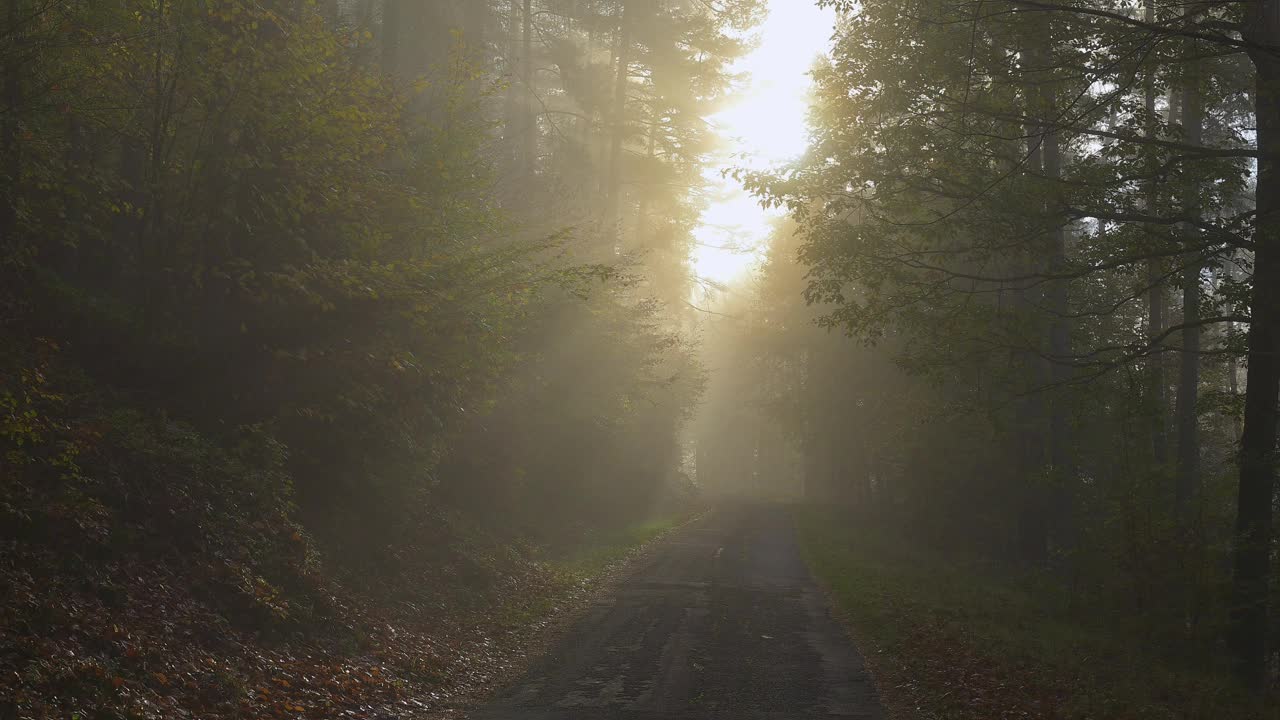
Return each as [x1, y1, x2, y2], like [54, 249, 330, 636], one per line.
[0, 537, 600, 720]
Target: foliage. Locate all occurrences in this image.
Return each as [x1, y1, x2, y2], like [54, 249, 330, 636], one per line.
[796, 507, 1264, 720]
[698, 0, 1280, 699]
[0, 0, 759, 716]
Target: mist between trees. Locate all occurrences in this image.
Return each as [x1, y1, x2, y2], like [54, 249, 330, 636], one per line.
[0, 1, 763, 717]
[9, 0, 1280, 716]
[694, 0, 1280, 698]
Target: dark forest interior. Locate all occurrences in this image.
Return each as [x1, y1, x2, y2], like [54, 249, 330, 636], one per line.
[4, 1, 1280, 718]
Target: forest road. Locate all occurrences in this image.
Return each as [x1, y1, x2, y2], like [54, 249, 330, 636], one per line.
[469, 503, 885, 720]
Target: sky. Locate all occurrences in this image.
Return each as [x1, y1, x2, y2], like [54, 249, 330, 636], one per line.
[690, 1, 835, 290]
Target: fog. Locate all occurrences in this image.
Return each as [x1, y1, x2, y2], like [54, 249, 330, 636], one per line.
[3, 1, 1279, 717]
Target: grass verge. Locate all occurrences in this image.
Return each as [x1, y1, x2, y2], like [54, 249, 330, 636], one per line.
[794, 507, 1264, 720]
[554, 515, 690, 579]
[489, 512, 691, 630]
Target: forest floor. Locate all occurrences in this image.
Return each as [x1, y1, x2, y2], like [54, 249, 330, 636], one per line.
[468, 503, 885, 720]
[1, 509, 690, 720]
[794, 507, 1267, 720]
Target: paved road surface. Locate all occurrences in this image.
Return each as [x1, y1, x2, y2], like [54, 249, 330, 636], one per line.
[471, 504, 885, 720]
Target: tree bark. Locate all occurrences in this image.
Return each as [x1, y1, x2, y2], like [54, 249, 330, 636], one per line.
[1144, 0, 1169, 469]
[1015, 25, 1049, 566]
[634, 122, 657, 249]
[1, 0, 22, 252]
[1231, 0, 1280, 691]
[1044, 161, 1069, 472]
[1037, 9, 1072, 559]
[579, 3, 596, 201]
[1175, 47, 1202, 524]
[502, 0, 521, 170]
[604, 0, 629, 245]
[521, 0, 536, 178]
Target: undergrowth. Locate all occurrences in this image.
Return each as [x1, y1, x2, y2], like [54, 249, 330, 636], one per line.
[794, 507, 1267, 720]
[0, 335, 685, 719]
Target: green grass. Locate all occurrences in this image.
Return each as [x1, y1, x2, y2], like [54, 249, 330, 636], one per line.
[554, 516, 688, 579]
[491, 514, 689, 630]
[794, 507, 1265, 720]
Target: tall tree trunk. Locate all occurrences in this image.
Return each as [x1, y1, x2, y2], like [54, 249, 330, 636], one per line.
[1022, 11, 1072, 563]
[380, 0, 401, 77]
[2, 0, 22, 256]
[1015, 30, 1048, 566]
[578, 3, 596, 204]
[502, 0, 521, 170]
[604, 0, 629, 246]
[404, 2, 436, 80]
[1232, 2, 1280, 691]
[1228, 314, 1242, 441]
[350, 1, 375, 67]
[634, 122, 657, 249]
[1144, 0, 1169, 468]
[461, 0, 486, 72]
[1175, 49, 1202, 524]
[141, 0, 173, 334]
[444, 1, 487, 109]
[1042, 71, 1073, 555]
[520, 0, 536, 178]
[425, 1, 466, 69]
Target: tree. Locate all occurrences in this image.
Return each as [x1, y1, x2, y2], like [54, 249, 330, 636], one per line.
[1232, 0, 1280, 689]
[738, 0, 1264, 687]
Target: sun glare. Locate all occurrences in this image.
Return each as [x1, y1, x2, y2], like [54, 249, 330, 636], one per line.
[691, 1, 834, 289]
